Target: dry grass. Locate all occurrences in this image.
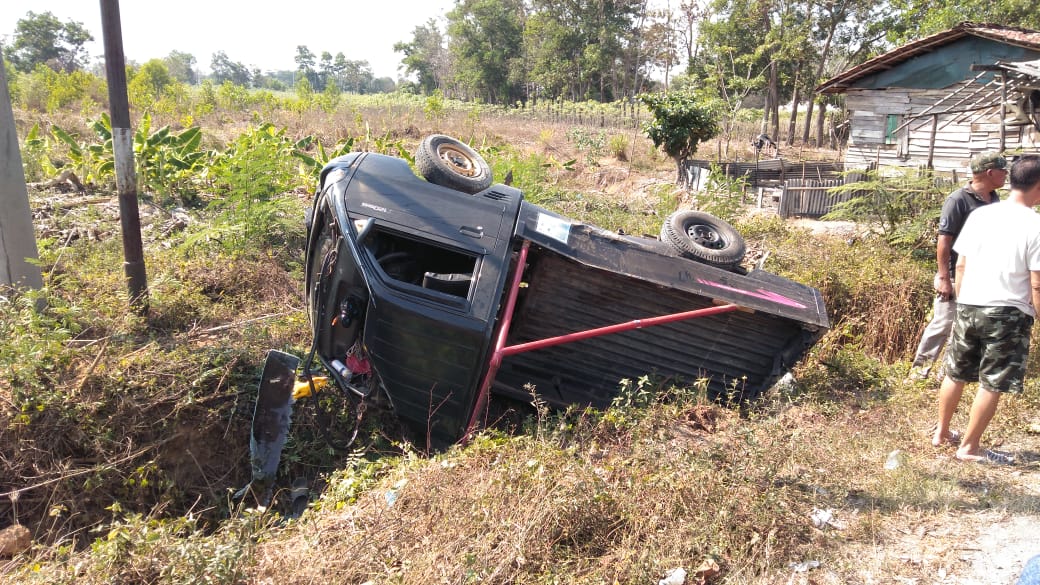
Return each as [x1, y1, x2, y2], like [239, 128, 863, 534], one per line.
[251, 399, 816, 584]
[4, 99, 1040, 585]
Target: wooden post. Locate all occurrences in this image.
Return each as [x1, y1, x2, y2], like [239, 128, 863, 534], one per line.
[1000, 72, 1007, 153]
[926, 114, 938, 170]
[0, 46, 43, 291]
[100, 0, 148, 314]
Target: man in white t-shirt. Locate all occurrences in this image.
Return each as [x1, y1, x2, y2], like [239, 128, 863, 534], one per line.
[931, 154, 1040, 464]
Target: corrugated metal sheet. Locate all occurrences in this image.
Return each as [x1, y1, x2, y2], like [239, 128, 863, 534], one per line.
[779, 179, 850, 218]
[492, 252, 823, 407]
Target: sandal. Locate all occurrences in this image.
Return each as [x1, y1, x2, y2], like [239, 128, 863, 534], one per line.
[955, 449, 1015, 465]
[929, 426, 961, 447]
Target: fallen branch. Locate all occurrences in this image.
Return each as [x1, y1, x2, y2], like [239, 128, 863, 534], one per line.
[27, 169, 86, 192]
[186, 311, 297, 337]
[0, 443, 156, 500]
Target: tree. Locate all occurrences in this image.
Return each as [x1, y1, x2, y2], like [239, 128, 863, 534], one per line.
[210, 51, 251, 86]
[525, 0, 648, 101]
[330, 52, 349, 88]
[524, 10, 583, 99]
[799, 0, 886, 145]
[163, 50, 197, 84]
[128, 59, 173, 102]
[447, 0, 525, 103]
[318, 51, 334, 90]
[338, 59, 374, 93]
[367, 77, 397, 93]
[7, 11, 93, 73]
[881, 0, 1040, 45]
[640, 91, 720, 187]
[690, 0, 877, 143]
[294, 45, 317, 88]
[394, 19, 450, 94]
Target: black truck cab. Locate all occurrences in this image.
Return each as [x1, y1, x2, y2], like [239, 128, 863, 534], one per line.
[303, 149, 828, 446]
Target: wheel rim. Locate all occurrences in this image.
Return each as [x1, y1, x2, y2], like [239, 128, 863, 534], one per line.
[436, 143, 481, 178]
[686, 223, 726, 250]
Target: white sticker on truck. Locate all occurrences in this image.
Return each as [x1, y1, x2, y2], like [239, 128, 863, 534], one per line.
[535, 213, 571, 244]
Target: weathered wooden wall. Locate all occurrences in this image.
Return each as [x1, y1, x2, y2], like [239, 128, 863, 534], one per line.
[845, 84, 1040, 173]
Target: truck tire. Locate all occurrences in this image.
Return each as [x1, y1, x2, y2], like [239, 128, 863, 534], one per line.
[660, 210, 746, 268]
[415, 135, 492, 194]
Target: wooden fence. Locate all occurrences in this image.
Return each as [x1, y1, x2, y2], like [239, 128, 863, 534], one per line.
[685, 159, 844, 187]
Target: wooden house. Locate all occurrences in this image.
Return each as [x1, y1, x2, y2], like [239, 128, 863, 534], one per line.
[817, 22, 1040, 174]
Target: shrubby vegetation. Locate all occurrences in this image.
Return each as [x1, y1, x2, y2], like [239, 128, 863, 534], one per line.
[4, 7, 1040, 581]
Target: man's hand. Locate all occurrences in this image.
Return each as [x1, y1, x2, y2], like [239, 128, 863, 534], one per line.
[935, 272, 955, 300]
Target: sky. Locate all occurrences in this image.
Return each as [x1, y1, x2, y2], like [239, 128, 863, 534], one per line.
[0, 1, 456, 79]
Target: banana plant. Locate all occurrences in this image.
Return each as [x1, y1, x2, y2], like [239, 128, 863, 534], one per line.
[291, 135, 357, 176]
[22, 123, 60, 181]
[79, 113, 211, 198]
[50, 123, 113, 186]
[133, 114, 209, 196]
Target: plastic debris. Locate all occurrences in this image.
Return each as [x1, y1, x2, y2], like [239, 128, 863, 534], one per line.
[810, 507, 846, 530]
[772, 372, 796, 392]
[884, 449, 905, 470]
[658, 567, 687, 585]
[790, 560, 821, 573]
[693, 558, 721, 582]
[810, 508, 833, 529]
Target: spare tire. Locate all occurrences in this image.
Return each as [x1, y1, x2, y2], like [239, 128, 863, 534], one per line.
[660, 210, 746, 268]
[415, 134, 493, 194]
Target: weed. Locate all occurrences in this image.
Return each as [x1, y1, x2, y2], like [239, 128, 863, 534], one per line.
[689, 163, 750, 222]
[21, 122, 59, 182]
[566, 127, 607, 165]
[607, 133, 629, 160]
[423, 89, 446, 121]
[746, 218, 930, 363]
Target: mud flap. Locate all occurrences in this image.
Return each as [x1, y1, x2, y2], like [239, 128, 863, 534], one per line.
[235, 350, 300, 506]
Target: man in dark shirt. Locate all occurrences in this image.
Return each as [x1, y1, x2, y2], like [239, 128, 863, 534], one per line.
[908, 152, 1008, 391]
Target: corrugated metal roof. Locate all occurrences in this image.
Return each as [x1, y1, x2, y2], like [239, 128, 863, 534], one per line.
[818, 22, 1040, 94]
[1000, 58, 1040, 79]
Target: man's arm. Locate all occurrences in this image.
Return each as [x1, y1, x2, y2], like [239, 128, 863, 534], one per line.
[955, 254, 967, 298]
[938, 234, 956, 298]
[1030, 270, 1040, 317]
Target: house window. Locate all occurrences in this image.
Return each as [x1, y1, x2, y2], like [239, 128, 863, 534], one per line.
[884, 114, 900, 145]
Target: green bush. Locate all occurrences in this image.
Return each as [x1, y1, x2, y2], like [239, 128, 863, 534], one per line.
[823, 167, 950, 255]
[15, 63, 104, 113]
[608, 133, 629, 161]
[189, 123, 311, 254]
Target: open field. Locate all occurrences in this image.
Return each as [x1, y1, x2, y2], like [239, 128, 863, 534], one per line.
[2, 95, 1040, 584]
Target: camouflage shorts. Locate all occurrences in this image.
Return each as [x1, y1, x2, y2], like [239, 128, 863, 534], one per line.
[944, 304, 1033, 394]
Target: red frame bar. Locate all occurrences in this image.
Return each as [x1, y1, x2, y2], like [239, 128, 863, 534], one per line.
[465, 241, 531, 439]
[463, 240, 743, 442]
[500, 303, 741, 357]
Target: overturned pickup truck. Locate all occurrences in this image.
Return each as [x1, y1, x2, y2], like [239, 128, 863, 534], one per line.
[244, 135, 829, 496]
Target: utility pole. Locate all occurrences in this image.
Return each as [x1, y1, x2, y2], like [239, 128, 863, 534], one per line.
[99, 0, 149, 313]
[0, 46, 43, 292]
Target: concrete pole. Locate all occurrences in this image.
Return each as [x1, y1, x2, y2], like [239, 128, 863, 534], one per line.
[100, 0, 148, 313]
[0, 46, 44, 291]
